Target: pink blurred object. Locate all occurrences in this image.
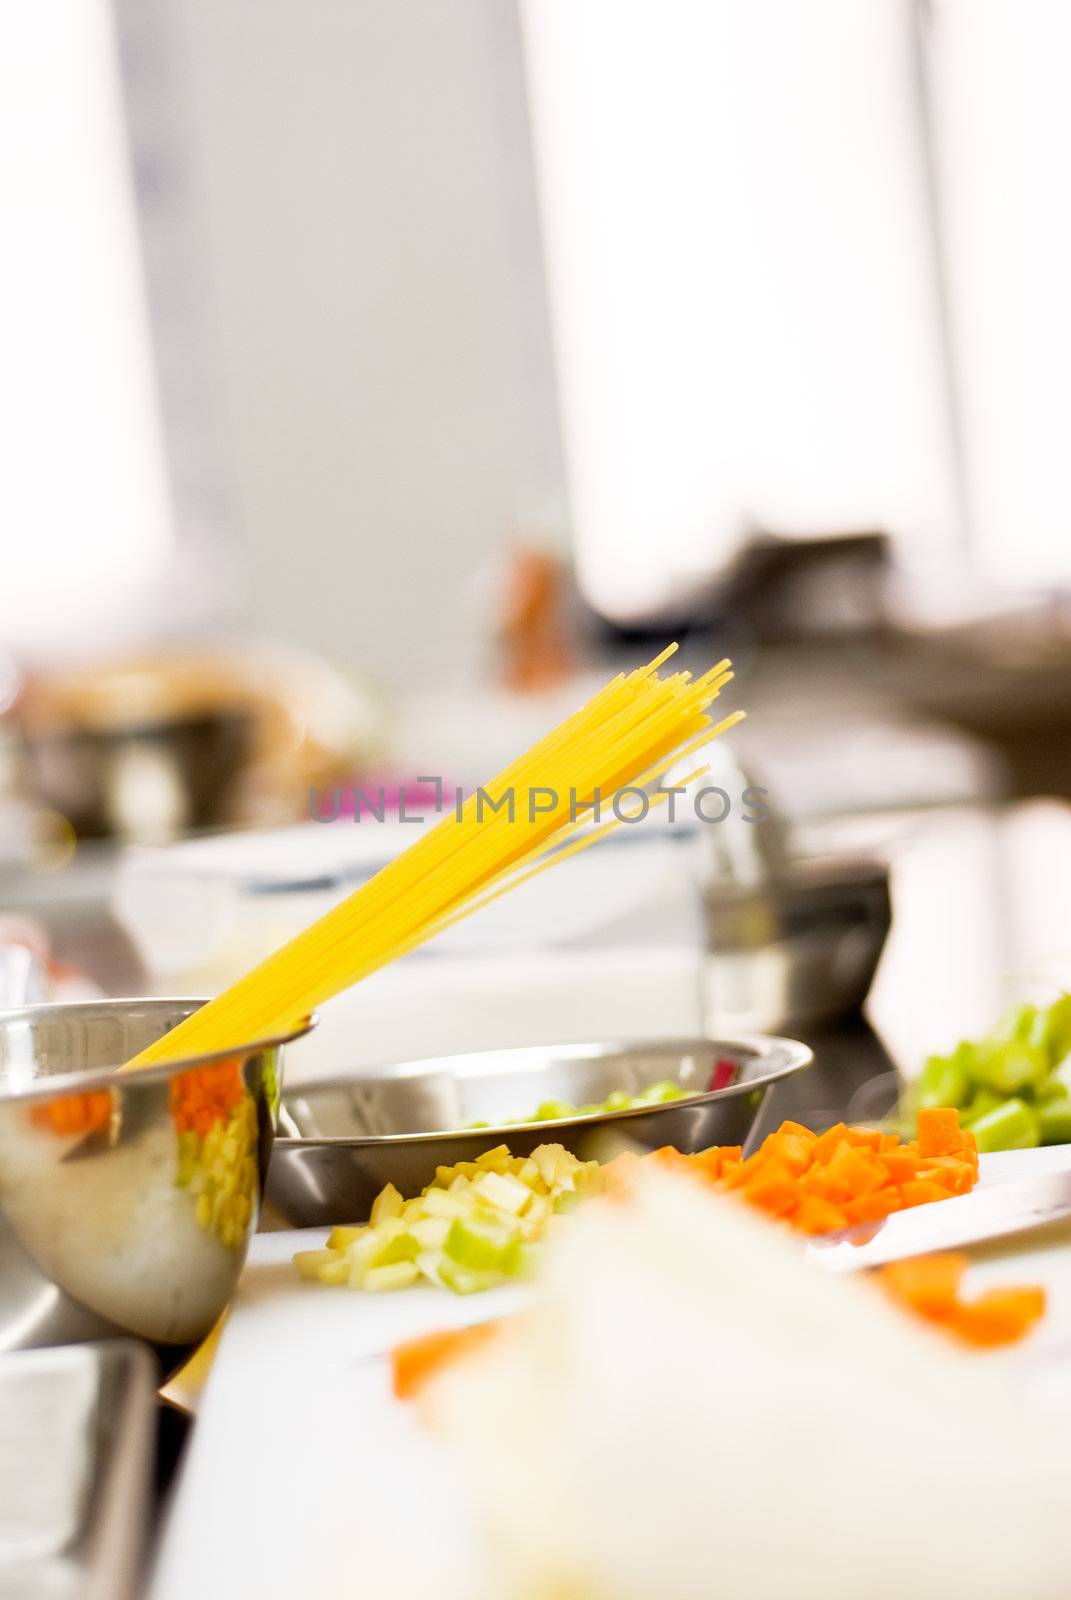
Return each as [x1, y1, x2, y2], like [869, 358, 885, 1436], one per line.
[330, 777, 464, 822]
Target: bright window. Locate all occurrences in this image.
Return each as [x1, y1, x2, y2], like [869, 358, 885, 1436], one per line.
[0, 1, 172, 656]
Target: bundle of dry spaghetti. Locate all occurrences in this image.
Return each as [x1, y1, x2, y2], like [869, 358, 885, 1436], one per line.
[126, 645, 740, 1067]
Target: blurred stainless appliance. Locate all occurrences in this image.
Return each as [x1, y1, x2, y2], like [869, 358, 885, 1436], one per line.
[699, 748, 891, 1033]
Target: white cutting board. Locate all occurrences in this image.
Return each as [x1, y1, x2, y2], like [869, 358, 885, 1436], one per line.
[149, 1148, 1071, 1600]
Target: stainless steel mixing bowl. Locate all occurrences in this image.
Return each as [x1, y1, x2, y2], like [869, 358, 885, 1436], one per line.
[0, 999, 311, 1373]
[268, 1034, 812, 1226]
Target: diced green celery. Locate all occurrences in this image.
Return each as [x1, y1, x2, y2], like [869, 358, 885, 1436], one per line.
[969, 1042, 1049, 1095]
[438, 1258, 506, 1296]
[369, 1183, 404, 1227]
[533, 1100, 576, 1122]
[421, 1188, 470, 1220]
[1038, 1098, 1071, 1145]
[963, 1086, 1003, 1122]
[410, 1217, 451, 1250]
[534, 1144, 568, 1187]
[1040, 996, 1071, 1064]
[602, 1090, 632, 1111]
[363, 1261, 420, 1292]
[914, 1054, 970, 1110]
[294, 1248, 340, 1281]
[640, 1080, 686, 1104]
[444, 1217, 517, 1271]
[475, 1145, 513, 1168]
[327, 1225, 366, 1251]
[473, 1170, 531, 1214]
[522, 1194, 550, 1230]
[373, 1231, 420, 1267]
[993, 1002, 1040, 1045]
[967, 1097, 1040, 1152]
[415, 1250, 444, 1286]
[1036, 1076, 1070, 1104]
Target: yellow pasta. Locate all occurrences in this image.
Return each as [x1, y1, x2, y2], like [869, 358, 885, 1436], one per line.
[125, 645, 741, 1067]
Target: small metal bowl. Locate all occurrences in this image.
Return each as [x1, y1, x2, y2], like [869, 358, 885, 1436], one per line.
[268, 1034, 812, 1226]
[0, 999, 312, 1374]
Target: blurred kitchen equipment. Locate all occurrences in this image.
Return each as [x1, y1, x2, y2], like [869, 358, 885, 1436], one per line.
[0, 999, 311, 1374]
[268, 1033, 812, 1225]
[698, 745, 892, 1033]
[0, 922, 48, 1009]
[716, 530, 893, 641]
[19, 711, 252, 842]
[0, 1340, 156, 1600]
[14, 642, 383, 839]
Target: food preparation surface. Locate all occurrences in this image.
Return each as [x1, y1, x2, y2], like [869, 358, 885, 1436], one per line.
[150, 1146, 1071, 1600]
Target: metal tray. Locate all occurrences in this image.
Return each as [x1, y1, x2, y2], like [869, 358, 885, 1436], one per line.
[0, 1339, 156, 1600]
[267, 1034, 812, 1225]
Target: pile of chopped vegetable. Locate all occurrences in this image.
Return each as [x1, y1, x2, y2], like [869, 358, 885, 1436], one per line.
[614, 1106, 979, 1235]
[877, 1253, 1046, 1347]
[907, 993, 1071, 1150]
[294, 1142, 601, 1295]
[295, 1110, 980, 1295]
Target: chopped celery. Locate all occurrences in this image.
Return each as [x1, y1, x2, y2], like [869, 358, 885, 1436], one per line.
[296, 1139, 601, 1296]
[438, 1259, 512, 1295]
[1038, 1099, 1071, 1146]
[444, 1217, 516, 1272]
[370, 1183, 404, 1227]
[967, 1098, 1040, 1153]
[970, 1042, 1048, 1095]
[914, 1054, 970, 1111]
[363, 1262, 420, 1293]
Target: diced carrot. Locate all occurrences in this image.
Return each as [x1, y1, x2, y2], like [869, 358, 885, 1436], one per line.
[827, 1145, 885, 1196]
[880, 1151, 922, 1185]
[775, 1120, 817, 1143]
[918, 1156, 975, 1195]
[842, 1191, 901, 1225]
[742, 1159, 798, 1216]
[899, 1179, 951, 1209]
[796, 1195, 848, 1235]
[878, 1253, 966, 1317]
[673, 1111, 978, 1243]
[917, 1107, 967, 1159]
[648, 1146, 694, 1175]
[812, 1124, 850, 1163]
[842, 1126, 883, 1152]
[948, 1287, 1046, 1348]
[760, 1132, 811, 1175]
[391, 1319, 505, 1401]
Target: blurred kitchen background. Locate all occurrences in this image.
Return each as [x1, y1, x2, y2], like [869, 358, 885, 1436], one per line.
[2, 0, 1070, 1102]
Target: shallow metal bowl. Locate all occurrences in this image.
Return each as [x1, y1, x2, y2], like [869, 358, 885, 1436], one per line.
[268, 1034, 812, 1226]
[0, 999, 311, 1374]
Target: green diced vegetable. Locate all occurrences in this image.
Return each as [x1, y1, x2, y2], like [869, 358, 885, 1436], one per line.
[914, 1054, 970, 1111]
[969, 1041, 1048, 1095]
[993, 1002, 1041, 1046]
[963, 1086, 1004, 1122]
[444, 1217, 517, 1272]
[533, 1099, 577, 1122]
[967, 1098, 1040, 1153]
[1037, 1098, 1071, 1146]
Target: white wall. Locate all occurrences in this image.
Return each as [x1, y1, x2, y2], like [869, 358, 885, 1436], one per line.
[171, 0, 565, 686]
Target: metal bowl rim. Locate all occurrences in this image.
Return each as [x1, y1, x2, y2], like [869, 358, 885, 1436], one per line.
[0, 997, 316, 1106]
[275, 1032, 813, 1148]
